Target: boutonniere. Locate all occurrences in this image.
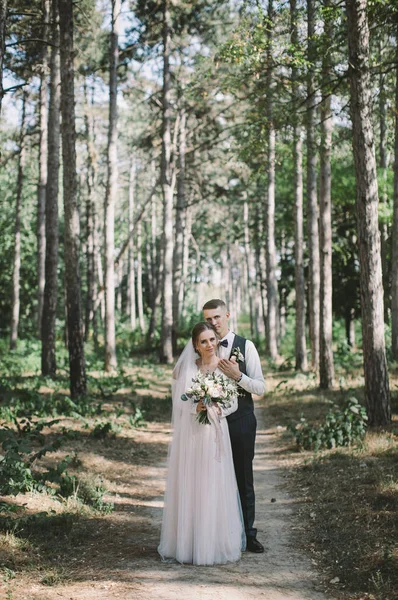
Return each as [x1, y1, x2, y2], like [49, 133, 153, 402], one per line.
[231, 347, 244, 363]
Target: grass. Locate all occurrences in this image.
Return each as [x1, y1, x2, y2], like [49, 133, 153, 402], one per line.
[0, 334, 397, 599]
[266, 367, 398, 600]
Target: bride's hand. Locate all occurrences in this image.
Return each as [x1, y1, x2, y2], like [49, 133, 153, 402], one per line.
[196, 399, 206, 413]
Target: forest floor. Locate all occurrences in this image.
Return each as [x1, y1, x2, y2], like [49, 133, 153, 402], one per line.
[0, 359, 397, 600]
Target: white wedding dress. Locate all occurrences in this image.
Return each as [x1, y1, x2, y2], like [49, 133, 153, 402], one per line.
[158, 342, 246, 565]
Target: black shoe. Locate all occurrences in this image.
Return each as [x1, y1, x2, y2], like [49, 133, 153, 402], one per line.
[246, 537, 264, 553]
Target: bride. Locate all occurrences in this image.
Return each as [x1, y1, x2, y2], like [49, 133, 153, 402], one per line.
[158, 322, 246, 565]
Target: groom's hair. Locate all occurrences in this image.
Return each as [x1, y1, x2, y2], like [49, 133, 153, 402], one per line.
[202, 299, 227, 311]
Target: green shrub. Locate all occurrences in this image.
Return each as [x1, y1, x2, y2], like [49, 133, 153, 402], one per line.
[289, 397, 368, 451]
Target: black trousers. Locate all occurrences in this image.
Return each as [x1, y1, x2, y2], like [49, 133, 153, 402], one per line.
[228, 411, 257, 538]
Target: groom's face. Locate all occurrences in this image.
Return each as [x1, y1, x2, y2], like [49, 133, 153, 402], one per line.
[203, 306, 230, 339]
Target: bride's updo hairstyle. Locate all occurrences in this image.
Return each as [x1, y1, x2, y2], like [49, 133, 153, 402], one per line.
[191, 322, 219, 354]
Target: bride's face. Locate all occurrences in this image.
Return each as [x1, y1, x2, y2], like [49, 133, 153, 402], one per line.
[196, 329, 218, 358]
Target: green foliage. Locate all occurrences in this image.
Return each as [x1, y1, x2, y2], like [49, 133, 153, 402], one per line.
[289, 398, 368, 451]
[90, 420, 119, 439]
[128, 405, 146, 428]
[74, 477, 114, 513]
[0, 418, 62, 495]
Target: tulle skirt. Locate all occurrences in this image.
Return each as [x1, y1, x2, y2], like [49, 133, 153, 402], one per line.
[158, 414, 245, 565]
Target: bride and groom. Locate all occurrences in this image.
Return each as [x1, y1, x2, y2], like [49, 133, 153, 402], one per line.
[158, 298, 266, 565]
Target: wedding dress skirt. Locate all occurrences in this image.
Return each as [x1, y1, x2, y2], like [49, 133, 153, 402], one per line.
[158, 367, 245, 566]
[158, 416, 245, 565]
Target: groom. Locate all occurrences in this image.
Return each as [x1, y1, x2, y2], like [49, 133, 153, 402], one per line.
[203, 299, 266, 553]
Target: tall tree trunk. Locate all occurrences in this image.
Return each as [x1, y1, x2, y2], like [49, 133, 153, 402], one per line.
[0, 0, 7, 116]
[37, 0, 50, 334]
[244, 200, 254, 338]
[265, 0, 278, 360]
[41, 0, 60, 376]
[391, 41, 398, 360]
[254, 197, 267, 338]
[83, 81, 97, 341]
[59, 0, 86, 397]
[319, 0, 335, 389]
[128, 158, 137, 330]
[345, 307, 356, 347]
[137, 219, 145, 333]
[147, 192, 160, 344]
[378, 39, 390, 322]
[160, 0, 174, 363]
[104, 0, 120, 371]
[290, 0, 307, 371]
[10, 93, 26, 350]
[172, 108, 186, 354]
[307, 0, 320, 371]
[180, 203, 192, 320]
[346, 0, 390, 425]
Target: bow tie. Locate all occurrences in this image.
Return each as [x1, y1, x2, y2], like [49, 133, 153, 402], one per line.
[219, 339, 228, 348]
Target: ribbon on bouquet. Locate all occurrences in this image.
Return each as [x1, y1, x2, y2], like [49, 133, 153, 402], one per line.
[206, 404, 225, 462]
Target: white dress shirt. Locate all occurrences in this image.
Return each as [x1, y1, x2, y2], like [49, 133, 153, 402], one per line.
[218, 330, 266, 397]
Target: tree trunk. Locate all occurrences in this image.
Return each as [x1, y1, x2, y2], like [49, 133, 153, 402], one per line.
[10, 93, 26, 350]
[392, 40, 398, 360]
[378, 39, 390, 322]
[290, 0, 307, 371]
[147, 193, 161, 344]
[41, 0, 60, 376]
[180, 203, 192, 320]
[307, 0, 320, 371]
[346, 0, 390, 425]
[37, 0, 50, 334]
[319, 0, 335, 389]
[345, 307, 356, 348]
[160, 0, 174, 364]
[83, 81, 97, 342]
[244, 200, 254, 338]
[172, 108, 186, 354]
[104, 0, 120, 371]
[265, 0, 279, 361]
[0, 0, 7, 116]
[59, 0, 86, 397]
[128, 158, 137, 330]
[137, 219, 145, 333]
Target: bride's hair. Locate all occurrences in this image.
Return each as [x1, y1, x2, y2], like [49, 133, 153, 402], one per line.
[192, 322, 219, 351]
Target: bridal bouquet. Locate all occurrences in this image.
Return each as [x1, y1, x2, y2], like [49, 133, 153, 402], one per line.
[181, 371, 237, 425]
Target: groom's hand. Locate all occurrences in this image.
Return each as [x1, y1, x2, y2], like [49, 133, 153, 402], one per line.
[218, 359, 241, 381]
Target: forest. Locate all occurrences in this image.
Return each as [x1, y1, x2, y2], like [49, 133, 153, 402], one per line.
[0, 0, 397, 599]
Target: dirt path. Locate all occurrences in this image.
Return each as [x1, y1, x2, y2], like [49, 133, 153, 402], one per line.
[7, 396, 335, 600]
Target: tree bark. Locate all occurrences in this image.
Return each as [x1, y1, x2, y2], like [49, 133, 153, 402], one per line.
[392, 39, 398, 360]
[59, 0, 86, 397]
[319, 0, 335, 389]
[346, 0, 390, 425]
[83, 81, 97, 342]
[10, 93, 26, 350]
[128, 157, 136, 330]
[160, 0, 174, 364]
[37, 0, 50, 334]
[0, 0, 7, 116]
[180, 203, 192, 320]
[290, 0, 307, 371]
[104, 0, 120, 371]
[41, 0, 60, 377]
[307, 0, 320, 371]
[265, 0, 279, 361]
[378, 39, 390, 322]
[172, 108, 186, 354]
[244, 200, 255, 338]
[136, 219, 145, 333]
